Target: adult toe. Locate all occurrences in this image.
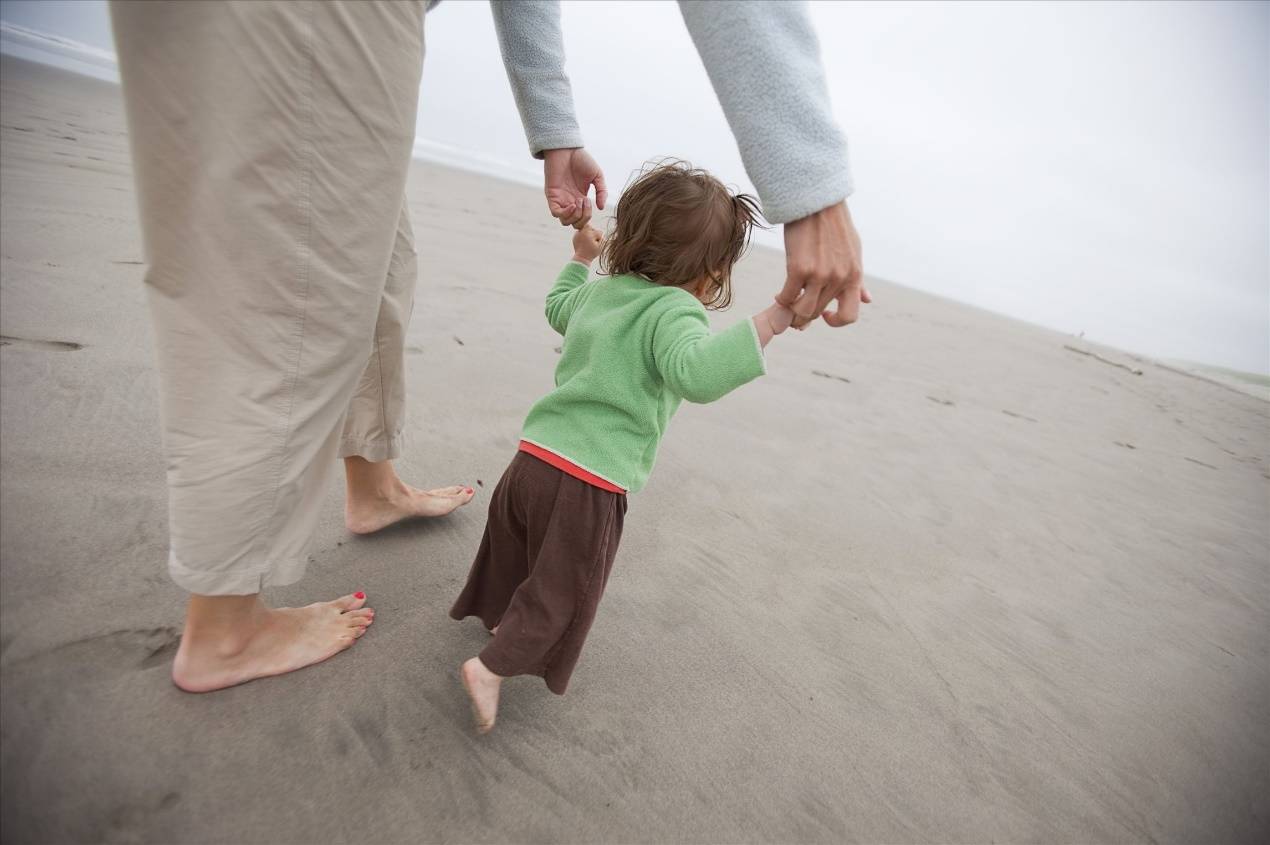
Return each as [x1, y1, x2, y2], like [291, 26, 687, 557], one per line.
[329, 592, 368, 612]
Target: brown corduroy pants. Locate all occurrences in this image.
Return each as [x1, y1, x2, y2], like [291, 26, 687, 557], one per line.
[450, 452, 626, 695]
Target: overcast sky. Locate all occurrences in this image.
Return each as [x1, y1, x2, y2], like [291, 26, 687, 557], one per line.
[2, 0, 1267, 373]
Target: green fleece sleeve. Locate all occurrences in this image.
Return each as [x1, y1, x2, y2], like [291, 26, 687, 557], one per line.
[544, 260, 591, 335]
[651, 301, 767, 404]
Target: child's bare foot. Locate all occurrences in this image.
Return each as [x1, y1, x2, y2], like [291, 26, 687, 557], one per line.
[460, 656, 502, 734]
[344, 456, 474, 535]
[172, 592, 374, 693]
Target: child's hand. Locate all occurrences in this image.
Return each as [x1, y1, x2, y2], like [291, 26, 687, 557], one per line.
[764, 302, 795, 336]
[753, 302, 795, 348]
[572, 225, 603, 264]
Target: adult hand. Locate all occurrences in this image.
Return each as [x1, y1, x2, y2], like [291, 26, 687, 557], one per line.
[778, 201, 870, 329]
[543, 147, 607, 229]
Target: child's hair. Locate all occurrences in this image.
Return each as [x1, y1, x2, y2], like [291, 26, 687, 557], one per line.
[600, 160, 764, 310]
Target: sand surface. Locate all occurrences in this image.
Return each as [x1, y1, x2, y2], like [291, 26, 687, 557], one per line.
[2, 56, 1268, 844]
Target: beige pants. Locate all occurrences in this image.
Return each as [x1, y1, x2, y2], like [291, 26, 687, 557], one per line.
[111, 1, 427, 595]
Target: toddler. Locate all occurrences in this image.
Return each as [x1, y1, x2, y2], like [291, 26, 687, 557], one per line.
[449, 162, 794, 732]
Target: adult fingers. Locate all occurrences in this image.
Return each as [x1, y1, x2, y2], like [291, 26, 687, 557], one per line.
[778, 261, 827, 329]
[593, 171, 608, 211]
[788, 305, 814, 329]
[569, 197, 593, 230]
[558, 197, 583, 227]
[821, 285, 862, 328]
[775, 262, 810, 308]
[811, 274, 847, 321]
[790, 277, 825, 323]
[550, 195, 577, 225]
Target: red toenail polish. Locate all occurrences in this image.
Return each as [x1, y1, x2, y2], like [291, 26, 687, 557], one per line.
[354, 591, 365, 600]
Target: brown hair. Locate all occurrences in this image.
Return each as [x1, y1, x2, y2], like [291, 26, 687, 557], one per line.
[600, 160, 764, 310]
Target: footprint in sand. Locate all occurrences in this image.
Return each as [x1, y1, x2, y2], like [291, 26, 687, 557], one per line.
[5, 626, 180, 673]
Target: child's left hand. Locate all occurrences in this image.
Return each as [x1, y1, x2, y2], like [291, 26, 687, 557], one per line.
[572, 225, 604, 264]
[765, 302, 795, 335]
[753, 301, 796, 348]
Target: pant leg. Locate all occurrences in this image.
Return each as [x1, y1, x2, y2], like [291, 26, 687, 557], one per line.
[339, 201, 417, 462]
[467, 454, 627, 695]
[449, 458, 531, 630]
[111, 0, 427, 595]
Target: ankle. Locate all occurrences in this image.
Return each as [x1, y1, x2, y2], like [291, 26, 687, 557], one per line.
[469, 656, 502, 684]
[181, 594, 270, 658]
[344, 456, 404, 502]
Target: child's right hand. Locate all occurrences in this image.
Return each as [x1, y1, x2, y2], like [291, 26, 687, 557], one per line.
[572, 225, 603, 264]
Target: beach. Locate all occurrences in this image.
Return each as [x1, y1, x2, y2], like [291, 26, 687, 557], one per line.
[2, 55, 1268, 843]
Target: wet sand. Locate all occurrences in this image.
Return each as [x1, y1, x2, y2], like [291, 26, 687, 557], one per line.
[2, 56, 1268, 844]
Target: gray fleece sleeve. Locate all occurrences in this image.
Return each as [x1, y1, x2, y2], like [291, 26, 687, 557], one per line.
[489, 0, 584, 158]
[678, 0, 853, 224]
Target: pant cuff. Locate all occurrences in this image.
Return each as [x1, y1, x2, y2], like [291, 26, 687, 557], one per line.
[476, 644, 527, 681]
[338, 431, 404, 463]
[168, 551, 307, 596]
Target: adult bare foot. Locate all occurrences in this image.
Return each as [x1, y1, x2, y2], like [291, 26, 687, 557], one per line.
[344, 456, 474, 535]
[460, 656, 502, 734]
[171, 592, 374, 693]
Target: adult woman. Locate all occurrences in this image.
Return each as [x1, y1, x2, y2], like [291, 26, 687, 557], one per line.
[110, 0, 862, 692]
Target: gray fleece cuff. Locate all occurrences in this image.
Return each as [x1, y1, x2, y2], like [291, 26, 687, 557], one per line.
[530, 131, 586, 159]
[762, 168, 855, 225]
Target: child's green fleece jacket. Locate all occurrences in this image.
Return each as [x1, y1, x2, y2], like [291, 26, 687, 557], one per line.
[520, 260, 767, 493]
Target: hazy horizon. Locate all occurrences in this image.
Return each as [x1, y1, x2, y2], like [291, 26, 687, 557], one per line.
[1, 0, 1266, 374]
